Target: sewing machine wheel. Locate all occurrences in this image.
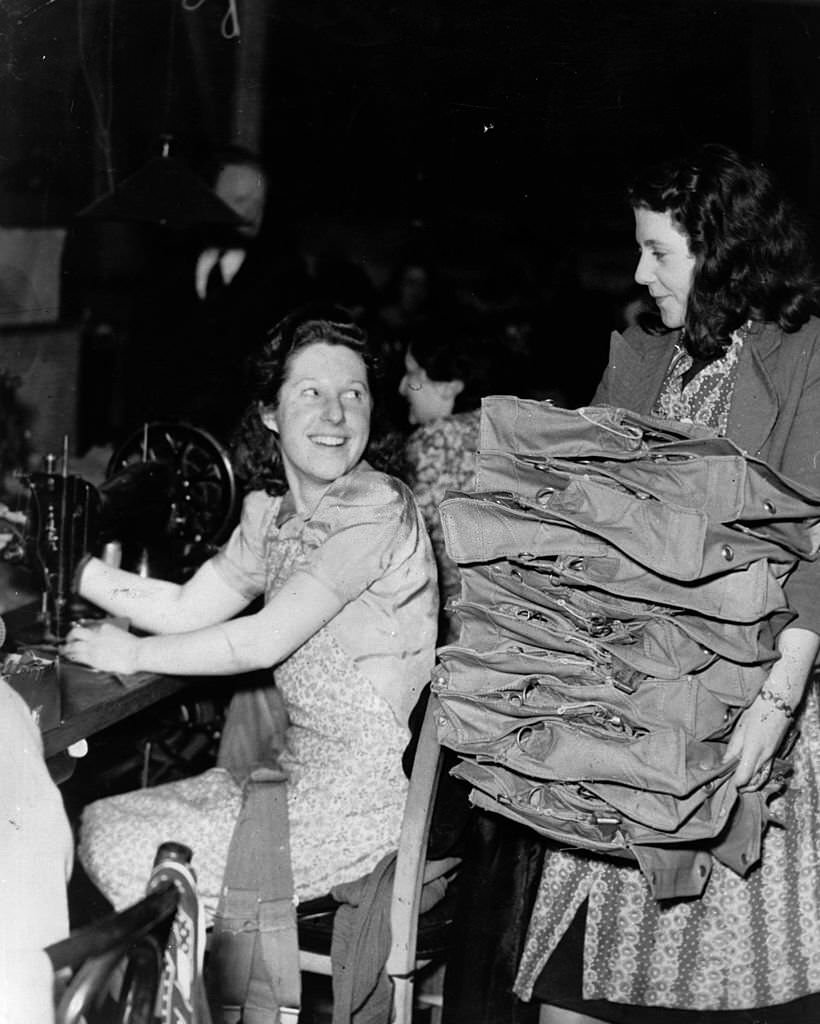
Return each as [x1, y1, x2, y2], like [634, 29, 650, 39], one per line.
[106, 422, 238, 575]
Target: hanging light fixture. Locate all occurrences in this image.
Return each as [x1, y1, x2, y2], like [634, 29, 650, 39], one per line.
[75, 0, 242, 231]
[76, 136, 242, 230]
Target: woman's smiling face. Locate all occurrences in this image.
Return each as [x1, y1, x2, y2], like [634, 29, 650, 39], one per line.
[633, 207, 696, 329]
[261, 341, 372, 506]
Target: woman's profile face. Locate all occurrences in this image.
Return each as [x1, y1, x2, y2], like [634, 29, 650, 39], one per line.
[633, 207, 696, 329]
[261, 341, 372, 501]
[398, 350, 460, 426]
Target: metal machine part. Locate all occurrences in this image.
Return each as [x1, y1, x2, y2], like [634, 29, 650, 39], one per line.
[105, 421, 239, 581]
[22, 422, 239, 639]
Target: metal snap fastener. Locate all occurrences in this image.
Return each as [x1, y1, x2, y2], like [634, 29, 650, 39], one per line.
[721, 544, 735, 561]
[528, 787, 545, 808]
[763, 499, 777, 515]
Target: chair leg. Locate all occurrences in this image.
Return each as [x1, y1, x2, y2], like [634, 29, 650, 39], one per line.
[415, 963, 445, 1024]
[391, 975, 414, 1024]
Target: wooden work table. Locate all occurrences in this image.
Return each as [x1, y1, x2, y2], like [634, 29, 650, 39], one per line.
[41, 659, 189, 759]
[2, 601, 191, 777]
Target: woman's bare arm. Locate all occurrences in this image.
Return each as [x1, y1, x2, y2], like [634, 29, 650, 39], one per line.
[724, 625, 819, 788]
[77, 557, 249, 634]
[64, 569, 346, 678]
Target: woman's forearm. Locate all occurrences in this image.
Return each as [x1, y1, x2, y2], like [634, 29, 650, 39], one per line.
[77, 557, 185, 632]
[77, 556, 248, 635]
[722, 625, 819, 787]
[132, 617, 268, 676]
[65, 567, 345, 679]
[763, 625, 820, 714]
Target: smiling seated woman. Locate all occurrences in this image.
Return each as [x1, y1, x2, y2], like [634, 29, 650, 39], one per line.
[67, 306, 438, 915]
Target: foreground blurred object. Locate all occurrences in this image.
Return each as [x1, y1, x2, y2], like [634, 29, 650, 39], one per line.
[0, 676, 73, 1024]
[47, 842, 210, 1024]
[18, 422, 237, 641]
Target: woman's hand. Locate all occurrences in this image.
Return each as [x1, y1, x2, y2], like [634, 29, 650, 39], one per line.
[61, 621, 140, 676]
[723, 625, 819, 791]
[722, 693, 792, 790]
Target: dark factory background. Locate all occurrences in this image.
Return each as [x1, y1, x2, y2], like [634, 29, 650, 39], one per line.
[3, 0, 820, 450]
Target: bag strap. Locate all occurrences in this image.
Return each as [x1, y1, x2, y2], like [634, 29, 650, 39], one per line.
[210, 762, 301, 1024]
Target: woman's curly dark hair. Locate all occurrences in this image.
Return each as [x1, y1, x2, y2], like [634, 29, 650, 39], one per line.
[403, 315, 499, 416]
[230, 304, 380, 495]
[629, 144, 820, 358]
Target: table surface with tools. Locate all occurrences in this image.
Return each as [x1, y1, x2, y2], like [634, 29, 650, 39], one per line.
[2, 602, 190, 761]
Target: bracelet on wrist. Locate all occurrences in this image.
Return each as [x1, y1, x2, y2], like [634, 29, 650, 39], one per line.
[759, 687, 795, 719]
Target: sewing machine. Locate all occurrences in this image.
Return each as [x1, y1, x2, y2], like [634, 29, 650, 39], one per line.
[16, 422, 238, 642]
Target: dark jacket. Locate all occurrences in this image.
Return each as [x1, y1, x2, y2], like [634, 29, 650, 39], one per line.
[592, 319, 820, 636]
[127, 230, 313, 442]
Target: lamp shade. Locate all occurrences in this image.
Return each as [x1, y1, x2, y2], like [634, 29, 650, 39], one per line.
[77, 153, 243, 230]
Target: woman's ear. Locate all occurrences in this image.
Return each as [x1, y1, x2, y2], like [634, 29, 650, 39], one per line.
[260, 404, 279, 434]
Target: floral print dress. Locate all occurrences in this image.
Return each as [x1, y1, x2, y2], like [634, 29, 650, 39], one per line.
[79, 464, 438, 917]
[405, 408, 481, 643]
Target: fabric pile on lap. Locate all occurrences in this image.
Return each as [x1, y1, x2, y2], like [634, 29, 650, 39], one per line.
[431, 397, 820, 900]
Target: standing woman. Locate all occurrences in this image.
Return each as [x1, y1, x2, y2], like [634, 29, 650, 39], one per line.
[67, 306, 438, 913]
[520, 146, 820, 1022]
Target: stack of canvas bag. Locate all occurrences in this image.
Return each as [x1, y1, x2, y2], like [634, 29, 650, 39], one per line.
[431, 397, 820, 899]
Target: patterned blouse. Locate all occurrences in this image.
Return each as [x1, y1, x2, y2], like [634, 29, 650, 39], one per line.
[405, 408, 481, 644]
[652, 328, 746, 434]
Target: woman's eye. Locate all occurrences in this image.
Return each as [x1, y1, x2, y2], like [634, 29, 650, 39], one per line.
[344, 388, 365, 400]
[302, 387, 319, 397]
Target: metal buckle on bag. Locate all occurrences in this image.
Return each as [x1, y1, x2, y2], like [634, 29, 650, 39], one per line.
[605, 665, 646, 694]
[506, 676, 540, 707]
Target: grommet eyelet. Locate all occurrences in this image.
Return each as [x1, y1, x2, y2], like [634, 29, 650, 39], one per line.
[721, 544, 735, 561]
[763, 499, 777, 515]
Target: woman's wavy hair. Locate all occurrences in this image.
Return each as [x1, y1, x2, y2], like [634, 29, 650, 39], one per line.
[629, 144, 820, 358]
[231, 304, 378, 495]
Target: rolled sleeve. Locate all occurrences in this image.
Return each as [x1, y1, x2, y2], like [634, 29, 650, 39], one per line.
[210, 490, 274, 600]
